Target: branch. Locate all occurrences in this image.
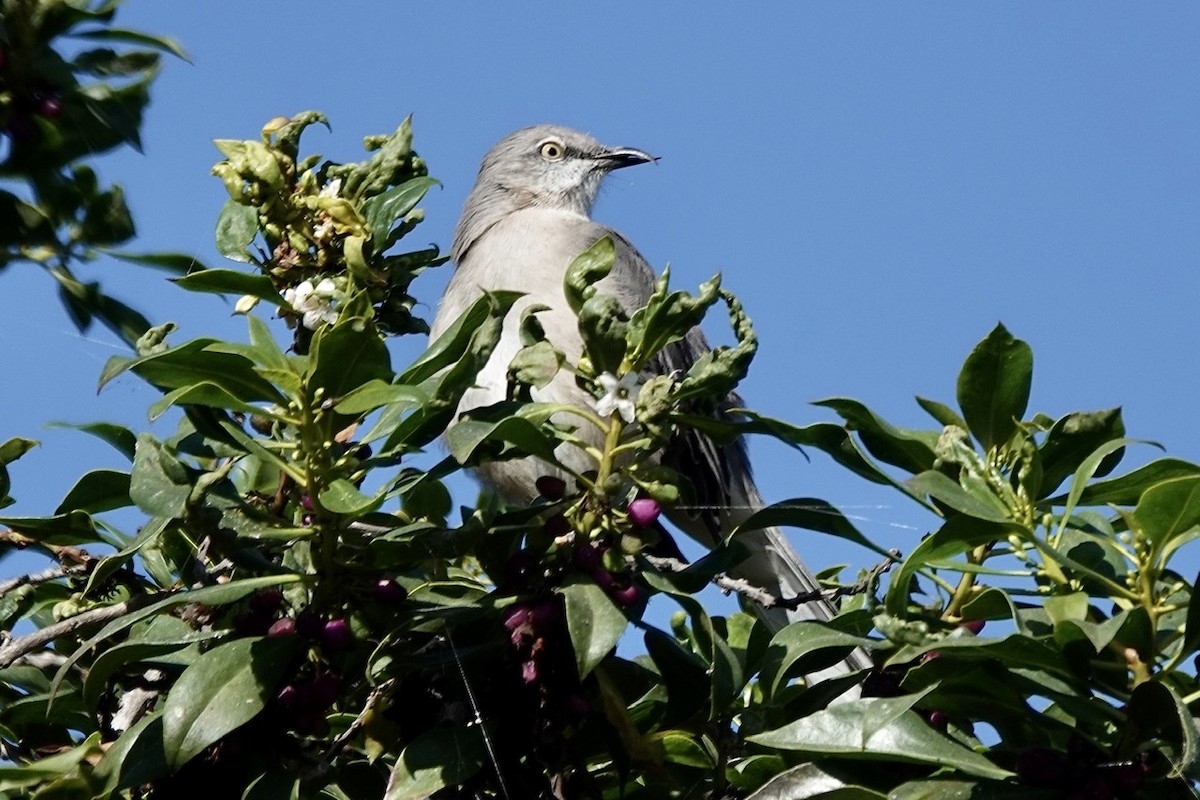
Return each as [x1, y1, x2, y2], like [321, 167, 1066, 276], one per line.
[0, 592, 165, 669]
[0, 565, 82, 596]
[643, 549, 900, 612]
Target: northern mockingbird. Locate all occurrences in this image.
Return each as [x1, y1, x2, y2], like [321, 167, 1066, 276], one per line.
[432, 125, 868, 667]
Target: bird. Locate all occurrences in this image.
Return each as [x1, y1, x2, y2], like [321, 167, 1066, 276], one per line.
[430, 125, 870, 671]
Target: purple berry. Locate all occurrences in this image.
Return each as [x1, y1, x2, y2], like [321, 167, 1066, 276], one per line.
[374, 577, 408, 605]
[535, 475, 566, 500]
[543, 514, 571, 537]
[296, 609, 324, 638]
[321, 618, 353, 650]
[529, 599, 561, 627]
[927, 710, 948, 731]
[611, 583, 642, 607]
[37, 96, 63, 118]
[267, 617, 297, 637]
[503, 604, 532, 632]
[959, 619, 985, 635]
[233, 610, 272, 637]
[627, 498, 661, 527]
[310, 672, 341, 707]
[276, 683, 302, 710]
[300, 494, 314, 511]
[591, 567, 616, 590]
[252, 588, 284, 614]
[573, 543, 600, 571]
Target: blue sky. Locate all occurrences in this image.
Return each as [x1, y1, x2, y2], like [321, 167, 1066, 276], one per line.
[4, 3, 1199, 592]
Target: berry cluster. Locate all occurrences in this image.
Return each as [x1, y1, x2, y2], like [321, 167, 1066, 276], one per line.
[0, 45, 66, 143]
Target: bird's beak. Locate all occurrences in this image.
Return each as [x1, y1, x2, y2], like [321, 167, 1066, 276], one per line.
[593, 146, 658, 171]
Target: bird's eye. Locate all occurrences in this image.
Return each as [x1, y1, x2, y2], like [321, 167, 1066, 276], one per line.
[538, 140, 565, 161]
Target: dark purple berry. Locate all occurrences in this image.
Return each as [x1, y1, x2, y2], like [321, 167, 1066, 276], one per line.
[310, 672, 341, 707]
[927, 710, 948, 731]
[300, 494, 314, 511]
[374, 577, 408, 604]
[543, 514, 571, 537]
[276, 683, 302, 710]
[959, 619, 985, 635]
[573, 543, 601, 571]
[296, 609, 324, 638]
[564, 693, 591, 719]
[37, 96, 63, 118]
[354, 443, 372, 459]
[321, 618, 353, 650]
[529, 599, 561, 627]
[627, 498, 660, 527]
[233, 610, 272, 637]
[503, 604, 532, 632]
[611, 583, 642, 607]
[535, 475, 566, 500]
[591, 567, 616, 590]
[267, 617, 296, 637]
[252, 588, 284, 614]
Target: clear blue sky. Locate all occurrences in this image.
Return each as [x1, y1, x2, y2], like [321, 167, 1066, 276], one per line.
[4, 3, 1199, 590]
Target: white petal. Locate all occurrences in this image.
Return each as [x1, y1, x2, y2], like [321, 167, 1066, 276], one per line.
[615, 399, 636, 423]
[595, 395, 617, 418]
[315, 278, 337, 296]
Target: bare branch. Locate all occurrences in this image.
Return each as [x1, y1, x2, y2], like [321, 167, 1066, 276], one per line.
[0, 592, 164, 669]
[643, 549, 900, 612]
[0, 565, 80, 597]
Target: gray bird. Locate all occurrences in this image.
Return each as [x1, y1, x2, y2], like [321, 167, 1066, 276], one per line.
[431, 125, 868, 667]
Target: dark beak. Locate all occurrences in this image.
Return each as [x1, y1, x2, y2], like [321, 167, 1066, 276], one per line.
[593, 146, 658, 171]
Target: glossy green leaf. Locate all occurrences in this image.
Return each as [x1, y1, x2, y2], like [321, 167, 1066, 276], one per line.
[1036, 408, 1125, 497]
[46, 421, 136, 460]
[1069, 457, 1199, 507]
[955, 324, 1032, 451]
[174, 268, 281, 304]
[320, 478, 386, 516]
[745, 763, 882, 800]
[1123, 681, 1198, 779]
[813, 398, 938, 474]
[214, 199, 258, 263]
[904, 470, 1011, 523]
[55, 469, 130, 514]
[885, 516, 1021, 615]
[915, 396, 968, 430]
[336, 380, 427, 415]
[162, 636, 297, 770]
[747, 696, 1012, 779]
[733, 497, 892, 559]
[82, 616, 212, 710]
[563, 235, 615, 314]
[760, 622, 877, 697]
[362, 176, 439, 246]
[99, 249, 204, 275]
[0, 437, 37, 465]
[648, 730, 716, 769]
[129, 435, 192, 518]
[384, 726, 486, 800]
[561, 578, 628, 677]
[309, 318, 392, 401]
[1133, 475, 1200, 555]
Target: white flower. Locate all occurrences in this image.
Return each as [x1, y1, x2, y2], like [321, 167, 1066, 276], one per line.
[319, 178, 342, 198]
[282, 278, 339, 330]
[595, 372, 641, 423]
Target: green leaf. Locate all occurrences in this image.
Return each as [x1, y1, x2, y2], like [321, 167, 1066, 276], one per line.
[955, 324, 1032, 452]
[130, 435, 192, 518]
[309, 319, 392, 401]
[383, 726, 486, 800]
[336, 380, 427, 416]
[121, 338, 286, 404]
[445, 403, 563, 466]
[759, 622, 878, 697]
[1122, 681, 1198, 779]
[561, 578, 628, 677]
[0, 437, 38, 465]
[1036, 408, 1125, 497]
[69, 26, 190, 61]
[1069, 457, 1199, 507]
[564, 236, 616, 314]
[904, 470, 1011, 523]
[174, 268, 282, 304]
[82, 616, 212, 710]
[319, 478, 385, 516]
[647, 730, 717, 769]
[814, 398, 938, 474]
[362, 176, 439, 246]
[885, 517, 1022, 615]
[92, 714, 169, 793]
[1133, 475, 1200, 555]
[744, 763, 883, 800]
[747, 695, 1012, 780]
[214, 199, 258, 263]
[162, 637, 298, 770]
[99, 249, 205, 275]
[55, 469, 131, 514]
[46, 421, 136, 460]
[915, 396, 968, 430]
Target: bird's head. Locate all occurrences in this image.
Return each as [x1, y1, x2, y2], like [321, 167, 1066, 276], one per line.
[475, 124, 656, 216]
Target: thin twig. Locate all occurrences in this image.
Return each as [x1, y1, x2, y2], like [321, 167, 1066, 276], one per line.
[643, 549, 900, 612]
[0, 565, 82, 596]
[0, 593, 164, 669]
